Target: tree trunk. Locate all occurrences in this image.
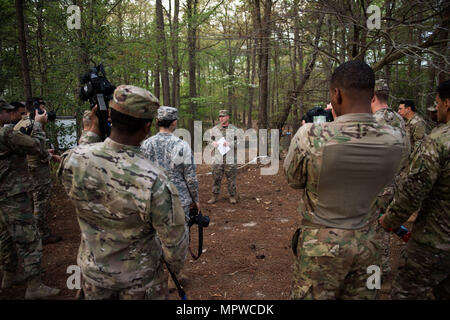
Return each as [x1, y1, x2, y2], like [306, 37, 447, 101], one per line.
[255, 0, 272, 130]
[275, 14, 324, 130]
[187, 0, 198, 140]
[156, 0, 171, 105]
[15, 0, 32, 108]
[171, 0, 181, 108]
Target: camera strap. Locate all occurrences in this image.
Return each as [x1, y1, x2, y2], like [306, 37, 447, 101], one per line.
[189, 224, 204, 260]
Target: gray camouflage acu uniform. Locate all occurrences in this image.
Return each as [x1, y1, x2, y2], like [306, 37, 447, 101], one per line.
[284, 113, 408, 299]
[141, 106, 199, 220]
[58, 85, 188, 300]
[14, 115, 53, 240]
[206, 110, 239, 197]
[383, 119, 450, 299]
[0, 99, 50, 281]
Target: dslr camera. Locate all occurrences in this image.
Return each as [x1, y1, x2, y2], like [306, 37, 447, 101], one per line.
[188, 207, 210, 228]
[79, 63, 116, 140]
[302, 106, 333, 124]
[33, 98, 57, 122]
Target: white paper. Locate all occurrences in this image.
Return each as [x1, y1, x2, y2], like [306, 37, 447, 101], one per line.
[217, 137, 230, 156]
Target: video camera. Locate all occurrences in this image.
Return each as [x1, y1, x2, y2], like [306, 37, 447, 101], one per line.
[79, 63, 116, 141]
[303, 106, 333, 124]
[33, 98, 57, 122]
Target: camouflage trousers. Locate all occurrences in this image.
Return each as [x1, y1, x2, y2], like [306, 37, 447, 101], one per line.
[81, 264, 168, 300]
[30, 166, 52, 240]
[375, 222, 392, 277]
[291, 224, 382, 300]
[211, 164, 237, 196]
[0, 192, 42, 280]
[392, 239, 450, 299]
[31, 182, 52, 240]
[376, 185, 395, 277]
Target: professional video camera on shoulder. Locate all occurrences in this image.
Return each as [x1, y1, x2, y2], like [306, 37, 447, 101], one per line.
[32, 97, 57, 122]
[79, 63, 116, 141]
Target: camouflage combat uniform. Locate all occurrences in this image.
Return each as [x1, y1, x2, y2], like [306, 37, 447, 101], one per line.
[405, 113, 427, 153]
[383, 120, 450, 299]
[58, 85, 188, 300]
[373, 107, 410, 276]
[78, 130, 102, 145]
[141, 107, 199, 220]
[284, 113, 408, 300]
[0, 105, 50, 281]
[207, 110, 239, 197]
[14, 115, 53, 240]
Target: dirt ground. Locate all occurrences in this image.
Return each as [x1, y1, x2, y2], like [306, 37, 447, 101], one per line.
[0, 159, 410, 300]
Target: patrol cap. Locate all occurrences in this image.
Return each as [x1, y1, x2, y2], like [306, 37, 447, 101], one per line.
[0, 98, 14, 111]
[109, 85, 160, 119]
[219, 109, 229, 117]
[375, 79, 389, 92]
[157, 106, 178, 121]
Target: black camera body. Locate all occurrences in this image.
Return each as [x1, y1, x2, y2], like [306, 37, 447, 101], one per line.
[303, 106, 333, 123]
[188, 208, 210, 228]
[33, 98, 56, 122]
[79, 63, 116, 140]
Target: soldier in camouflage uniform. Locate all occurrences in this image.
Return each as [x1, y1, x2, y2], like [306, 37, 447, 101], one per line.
[380, 80, 450, 299]
[206, 109, 239, 204]
[371, 80, 410, 279]
[58, 85, 188, 300]
[0, 98, 59, 299]
[14, 99, 62, 244]
[284, 61, 409, 300]
[141, 106, 199, 289]
[398, 99, 428, 153]
[141, 106, 200, 221]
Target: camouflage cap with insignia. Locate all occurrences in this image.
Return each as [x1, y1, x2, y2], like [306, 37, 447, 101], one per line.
[109, 85, 159, 119]
[0, 98, 14, 111]
[219, 109, 229, 117]
[375, 79, 389, 92]
[157, 106, 178, 121]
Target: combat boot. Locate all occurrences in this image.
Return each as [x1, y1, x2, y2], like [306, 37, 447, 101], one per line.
[229, 196, 237, 204]
[1, 271, 26, 289]
[207, 194, 218, 204]
[25, 277, 60, 299]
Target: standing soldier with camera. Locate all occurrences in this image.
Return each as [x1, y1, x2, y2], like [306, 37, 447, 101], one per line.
[14, 98, 62, 244]
[284, 61, 409, 299]
[0, 98, 60, 298]
[141, 106, 200, 289]
[59, 86, 188, 299]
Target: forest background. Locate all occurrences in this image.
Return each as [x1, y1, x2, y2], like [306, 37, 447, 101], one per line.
[1, 0, 449, 146]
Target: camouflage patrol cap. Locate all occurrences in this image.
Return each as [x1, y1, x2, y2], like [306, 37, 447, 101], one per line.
[109, 85, 160, 119]
[157, 106, 178, 121]
[219, 109, 229, 117]
[0, 98, 14, 111]
[375, 79, 389, 92]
